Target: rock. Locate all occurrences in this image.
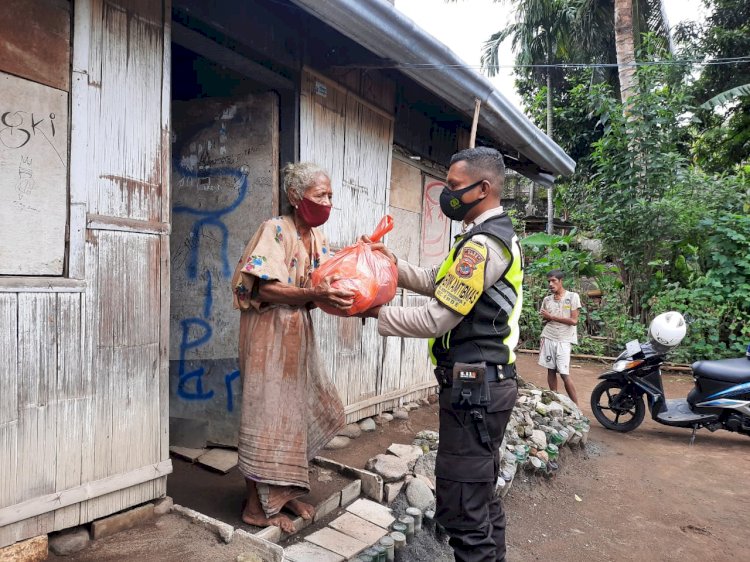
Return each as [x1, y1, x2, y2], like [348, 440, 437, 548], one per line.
[365, 453, 409, 482]
[392, 409, 409, 420]
[325, 436, 351, 450]
[416, 430, 439, 442]
[380, 413, 394, 422]
[153, 496, 173, 516]
[535, 403, 549, 416]
[387, 444, 423, 468]
[413, 451, 437, 488]
[405, 402, 421, 410]
[418, 398, 431, 407]
[530, 430, 547, 450]
[384, 480, 405, 504]
[547, 402, 565, 418]
[414, 473, 435, 491]
[406, 477, 436, 512]
[359, 418, 377, 432]
[536, 451, 549, 463]
[338, 423, 362, 439]
[49, 528, 90, 556]
[427, 393, 438, 404]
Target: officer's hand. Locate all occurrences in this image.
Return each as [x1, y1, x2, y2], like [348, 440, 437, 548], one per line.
[359, 235, 396, 265]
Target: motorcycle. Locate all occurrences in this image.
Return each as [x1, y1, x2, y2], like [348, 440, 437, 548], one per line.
[590, 319, 750, 442]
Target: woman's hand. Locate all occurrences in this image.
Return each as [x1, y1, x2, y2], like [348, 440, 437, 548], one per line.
[359, 235, 396, 265]
[312, 275, 355, 310]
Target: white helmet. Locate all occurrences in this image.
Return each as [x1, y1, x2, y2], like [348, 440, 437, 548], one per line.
[649, 311, 687, 348]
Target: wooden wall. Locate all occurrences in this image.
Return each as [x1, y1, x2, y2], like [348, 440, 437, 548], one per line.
[300, 69, 437, 422]
[0, 0, 171, 547]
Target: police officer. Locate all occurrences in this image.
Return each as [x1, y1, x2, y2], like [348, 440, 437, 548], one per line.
[363, 147, 522, 561]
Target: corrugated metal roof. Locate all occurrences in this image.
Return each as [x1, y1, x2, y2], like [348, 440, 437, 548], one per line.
[290, 0, 576, 185]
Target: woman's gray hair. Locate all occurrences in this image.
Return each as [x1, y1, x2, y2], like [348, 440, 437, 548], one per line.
[283, 162, 329, 204]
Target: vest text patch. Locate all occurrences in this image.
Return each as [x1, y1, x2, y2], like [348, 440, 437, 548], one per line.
[435, 240, 487, 315]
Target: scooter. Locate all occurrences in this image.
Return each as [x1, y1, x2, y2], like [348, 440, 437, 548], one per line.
[590, 338, 750, 443]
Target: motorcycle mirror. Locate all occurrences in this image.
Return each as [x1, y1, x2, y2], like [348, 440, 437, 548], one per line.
[683, 313, 695, 325]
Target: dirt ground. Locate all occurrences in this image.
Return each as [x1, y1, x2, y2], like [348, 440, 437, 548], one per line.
[326, 353, 750, 562]
[48, 353, 749, 562]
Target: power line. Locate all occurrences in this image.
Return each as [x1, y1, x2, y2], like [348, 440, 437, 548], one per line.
[344, 57, 750, 71]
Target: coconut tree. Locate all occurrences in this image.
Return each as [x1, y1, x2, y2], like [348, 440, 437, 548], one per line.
[480, 0, 577, 234]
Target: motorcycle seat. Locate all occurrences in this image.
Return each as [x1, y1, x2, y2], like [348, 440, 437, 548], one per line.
[691, 358, 750, 383]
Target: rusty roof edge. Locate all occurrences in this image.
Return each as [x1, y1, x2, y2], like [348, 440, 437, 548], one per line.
[289, 0, 576, 182]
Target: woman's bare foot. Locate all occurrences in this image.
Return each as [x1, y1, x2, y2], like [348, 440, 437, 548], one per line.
[286, 498, 315, 520]
[241, 511, 295, 533]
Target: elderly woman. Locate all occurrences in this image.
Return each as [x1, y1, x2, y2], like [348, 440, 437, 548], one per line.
[231, 162, 353, 532]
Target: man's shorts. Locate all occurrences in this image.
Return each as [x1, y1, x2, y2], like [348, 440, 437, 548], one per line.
[538, 338, 572, 375]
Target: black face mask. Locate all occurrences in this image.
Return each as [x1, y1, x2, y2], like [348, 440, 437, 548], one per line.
[439, 179, 485, 221]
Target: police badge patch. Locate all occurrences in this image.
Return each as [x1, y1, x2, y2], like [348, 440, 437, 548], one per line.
[456, 246, 485, 279]
[435, 240, 487, 315]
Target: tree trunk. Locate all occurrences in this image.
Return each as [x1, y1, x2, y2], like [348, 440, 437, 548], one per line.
[546, 68, 554, 235]
[614, 0, 637, 105]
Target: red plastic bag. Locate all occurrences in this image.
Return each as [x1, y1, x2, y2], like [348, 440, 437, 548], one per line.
[311, 216, 398, 317]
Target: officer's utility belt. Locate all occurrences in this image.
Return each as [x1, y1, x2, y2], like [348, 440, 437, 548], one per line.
[434, 363, 516, 389]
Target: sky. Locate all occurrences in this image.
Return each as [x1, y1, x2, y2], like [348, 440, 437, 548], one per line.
[394, 0, 709, 111]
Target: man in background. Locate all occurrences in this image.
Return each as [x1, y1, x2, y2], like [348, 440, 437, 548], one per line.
[538, 270, 580, 405]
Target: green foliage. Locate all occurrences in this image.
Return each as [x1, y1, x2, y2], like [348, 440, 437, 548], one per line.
[674, 0, 750, 171]
[648, 214, 750, 360]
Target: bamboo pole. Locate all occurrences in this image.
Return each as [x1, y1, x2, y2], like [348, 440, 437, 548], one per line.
[469, 98, 481, 148]
[516, 348, 692, 372]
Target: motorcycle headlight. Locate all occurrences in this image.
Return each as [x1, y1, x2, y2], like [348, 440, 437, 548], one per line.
[612, 359, 644, 372]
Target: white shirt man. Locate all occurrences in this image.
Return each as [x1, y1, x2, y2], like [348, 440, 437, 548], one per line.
[538, 270, 580, 404]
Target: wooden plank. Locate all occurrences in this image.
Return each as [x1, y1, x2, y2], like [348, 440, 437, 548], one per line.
[0, 295, 19, 536]
[53, 294, 87, 530]
[0, 278, 86, 293]
[388, 208, 421, 265]
[68, 0, 93, 280]
[160, 0, 172, 225]
[87, 0, 164, 221]
[300, 71, 347, 244]
[344, 381, 436, 416]
[304, 67, 394, 122]
[0, 0, 71, 91]
[81, 229, 163, 520]
[389, 156, 423, 213]
[68, 202, 87, 279]
[159, 234, 170, 461]
[172, 23, 294, 91]
[0, 71, 69, 275]
[0, 460, 172, 527]
[87, 214, 170, 234]
[14, 294, 58, 540]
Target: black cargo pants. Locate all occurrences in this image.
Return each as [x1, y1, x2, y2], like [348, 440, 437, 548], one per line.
[434, 378, 518, 562]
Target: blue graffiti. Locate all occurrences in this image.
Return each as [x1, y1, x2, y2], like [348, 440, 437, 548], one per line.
[203, 270, 213, 319]
[177, 318, 215, 401]
[225, 370, 241, 412]
[173, 129, 248, 411]
[173, 165, 248, 280]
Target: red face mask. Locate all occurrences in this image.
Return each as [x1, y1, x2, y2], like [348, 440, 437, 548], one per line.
[297, 196, 332, 227]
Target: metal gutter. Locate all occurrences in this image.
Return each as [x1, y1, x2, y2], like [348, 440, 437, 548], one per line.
[289, 0, 576, 183]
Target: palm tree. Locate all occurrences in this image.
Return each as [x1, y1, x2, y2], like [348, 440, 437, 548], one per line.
[480, 0, 577, 234]
[477, 0, 669, 230]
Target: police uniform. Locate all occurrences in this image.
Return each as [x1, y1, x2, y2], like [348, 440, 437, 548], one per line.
[378, 206, 523, 562]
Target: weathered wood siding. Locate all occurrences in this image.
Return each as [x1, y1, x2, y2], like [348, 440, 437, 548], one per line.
[0, 0, 170, 547]
[301, 69, 436, 421]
